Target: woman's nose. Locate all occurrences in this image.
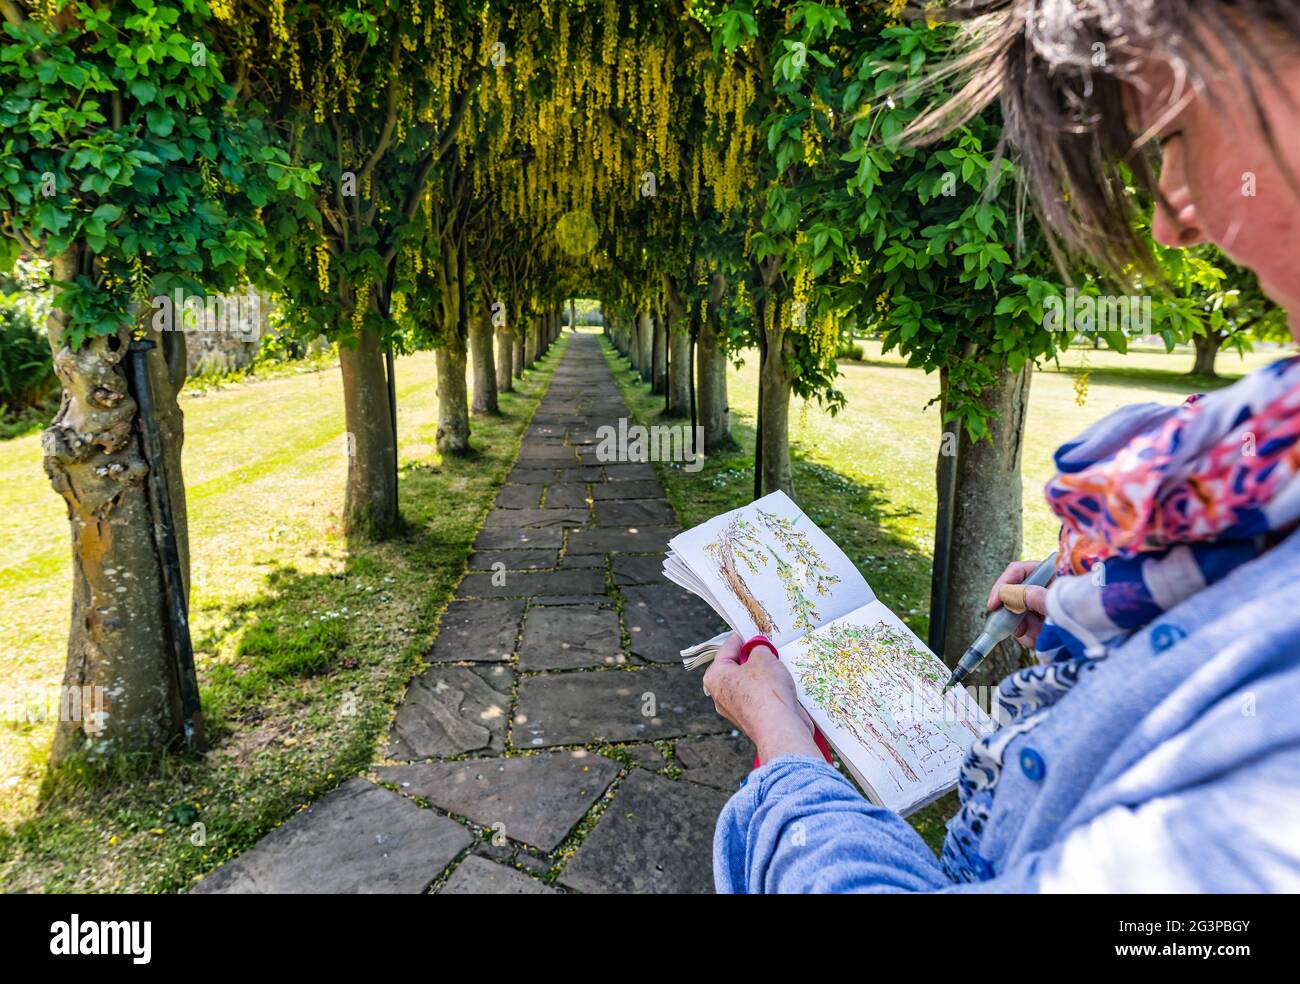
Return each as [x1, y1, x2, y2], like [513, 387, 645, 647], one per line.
[1152, 192, 1205, 247]
[1152, 144, 1206, 247]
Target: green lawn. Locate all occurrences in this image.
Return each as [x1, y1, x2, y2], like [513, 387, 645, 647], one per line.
[0, 339, 566, 892]
[604, 332, 1288, 850]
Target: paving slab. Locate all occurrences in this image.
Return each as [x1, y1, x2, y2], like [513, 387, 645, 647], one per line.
[507, 467, 565, 484]
[437, 855, 557, 895]
[595, 499, 677, 527]
[674, 735, 757, 791]
[527, 594, 613, 607]
[590, 480, 664, 501]
[559, 552, 605, 570]
[192, 779, 472, 894]
[471, 527, 564, 551]
[621, 744, 666, 771]
[543, 484, 591, 509]
[517, 446, 581, 465]
[518, 605, 624, 669]
[560, 771, 728, 894]
[386, 665, 513, 759]
[427, 599, 524, 663]
[603, 462, 659, 481]
[611, 555, 667, 586]
[566, 526, 678, 555]
[513, 665, 726, 747]
[466, 549, 557, 572]
[494, 484, 544, 509]
[378, 750, 619, 851]
[456, 569, 605, 599]
[482, 507, 590, 529]
[621, 583, 729, 664]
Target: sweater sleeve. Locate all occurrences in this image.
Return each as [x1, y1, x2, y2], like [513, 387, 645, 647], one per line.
[712, 755, 952, 894]
[714, 748, 1300, 893]
[956, 741, 1300, 893]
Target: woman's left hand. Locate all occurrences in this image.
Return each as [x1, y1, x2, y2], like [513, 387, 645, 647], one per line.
[703, 634, 822, 763]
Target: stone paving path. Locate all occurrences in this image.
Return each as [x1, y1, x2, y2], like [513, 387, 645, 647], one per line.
[196, 333, 753, 894]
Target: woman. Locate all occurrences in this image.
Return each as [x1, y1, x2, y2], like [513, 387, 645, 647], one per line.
[706, 0, 1300, 892]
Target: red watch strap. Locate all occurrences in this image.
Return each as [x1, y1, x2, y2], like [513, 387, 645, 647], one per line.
[736, 635, 835, 769]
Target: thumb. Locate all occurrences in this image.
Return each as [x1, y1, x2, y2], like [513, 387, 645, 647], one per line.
[1022, 585, 1049, 618]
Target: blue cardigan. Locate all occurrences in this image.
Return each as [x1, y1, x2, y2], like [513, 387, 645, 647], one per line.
[714, 526, 1300, 893]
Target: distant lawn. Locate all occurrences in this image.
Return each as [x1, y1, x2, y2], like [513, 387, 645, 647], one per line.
[0, 339, 566, 892]
[603, 332, 1289, 850]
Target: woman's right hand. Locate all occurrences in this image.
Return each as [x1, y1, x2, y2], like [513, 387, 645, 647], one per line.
[987, 561, 1051, 648]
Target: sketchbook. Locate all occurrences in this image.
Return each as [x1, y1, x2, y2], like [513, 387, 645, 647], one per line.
[664, 491, 994, 815]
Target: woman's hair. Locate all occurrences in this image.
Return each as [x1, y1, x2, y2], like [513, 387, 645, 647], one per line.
[901, 1, 1300, 278]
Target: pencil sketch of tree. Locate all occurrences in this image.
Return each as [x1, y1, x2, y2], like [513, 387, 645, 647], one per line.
[704, 508, 840, 636]
[705, 515, 780, 635]
[795, 621, 984, 790]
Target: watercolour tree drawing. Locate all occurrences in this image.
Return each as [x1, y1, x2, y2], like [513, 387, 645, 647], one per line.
[704, 507, 840, 637]
[796, 621, 985, 791]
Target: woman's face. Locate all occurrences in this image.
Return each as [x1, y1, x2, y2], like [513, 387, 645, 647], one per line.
[1134, 23, 1300, 335]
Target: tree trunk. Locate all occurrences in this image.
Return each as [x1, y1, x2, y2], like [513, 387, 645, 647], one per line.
[496, 328, 514, 393]
[436, 339, 472, 455]
[667, 323, 691, 417]
[469, 309, 499, 415]
[652, 313, 668, 395]
[637, 310, 653, 382]
[938, 363, 1033, 691]
[1191, 331, 1224, 378]
[718, 543, 778, 635]
[43, 251, 192, 764]
[628, 312, 640, 371]
[340, 330, 400, 537]
[758, 301, 795, 498]
[513, 329, 525, 378]
[527, 313, 543, 366]
[699, 276, 737, 453]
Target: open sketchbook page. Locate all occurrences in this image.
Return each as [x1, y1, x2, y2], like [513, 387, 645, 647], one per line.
[783, 599, 995, 816]
[664, 491, 874, 649]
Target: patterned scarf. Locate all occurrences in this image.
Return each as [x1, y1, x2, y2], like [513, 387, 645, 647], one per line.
[942, 353, 1300, 883]
[1037, 353, 1300, 662]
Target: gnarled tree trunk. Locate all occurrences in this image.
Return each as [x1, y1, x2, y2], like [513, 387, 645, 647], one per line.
[340, 329, 400, 536]
[43, 249, 191, 764]
[937, 363, 1034, 690]
[469, 309, 499, 415]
